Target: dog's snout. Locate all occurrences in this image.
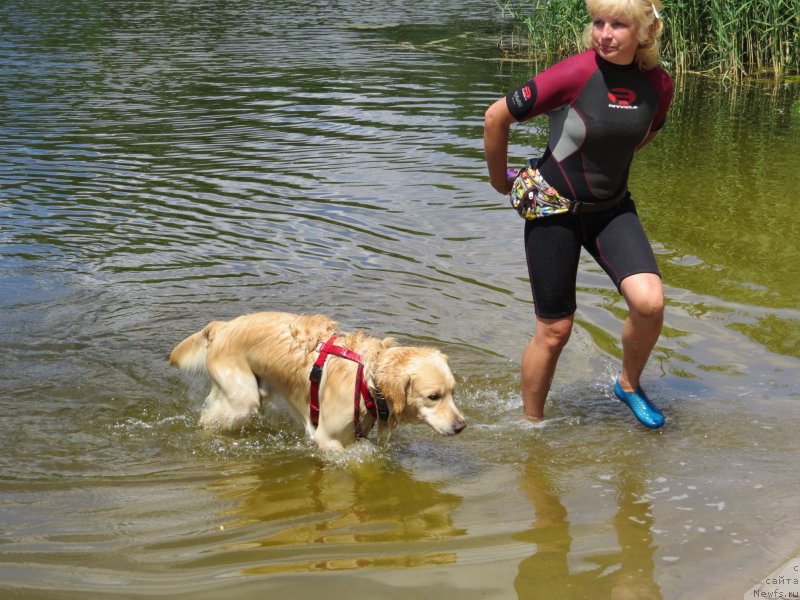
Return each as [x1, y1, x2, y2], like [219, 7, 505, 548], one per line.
[453, 420, 466, 435]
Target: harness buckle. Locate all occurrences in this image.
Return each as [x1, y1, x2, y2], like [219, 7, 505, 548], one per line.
[374, 389, 390, 421]
[376, 401, 390, 422]
[309, 363, 323, 384]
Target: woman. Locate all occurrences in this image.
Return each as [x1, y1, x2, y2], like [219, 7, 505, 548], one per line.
[483, 0, 673, 428]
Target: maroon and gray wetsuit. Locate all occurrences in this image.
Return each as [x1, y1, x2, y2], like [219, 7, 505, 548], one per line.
[505, 50, 674, 318]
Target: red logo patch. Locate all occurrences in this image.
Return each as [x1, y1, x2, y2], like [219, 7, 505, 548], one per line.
[608, 88, 637, 106]
[522, 85, 532, 100]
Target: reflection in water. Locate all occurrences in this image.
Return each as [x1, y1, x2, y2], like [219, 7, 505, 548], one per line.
[514, 443, 661, 599]
[207, 456, 463, 575]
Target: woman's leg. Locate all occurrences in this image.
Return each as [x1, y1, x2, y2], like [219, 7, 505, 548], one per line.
[587, 200, 663, 392]
[618, 272, 664, 391]
[522, 216, 581, 420]
[521, 313, 575, 420]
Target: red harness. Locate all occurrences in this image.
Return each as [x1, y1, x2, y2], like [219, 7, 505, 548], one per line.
[309, 335, 384, 439]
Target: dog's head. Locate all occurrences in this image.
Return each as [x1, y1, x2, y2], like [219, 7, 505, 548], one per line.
[375, 347, 466, 436]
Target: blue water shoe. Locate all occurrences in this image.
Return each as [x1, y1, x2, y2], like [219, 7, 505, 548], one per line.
[614, 377, 665, 429]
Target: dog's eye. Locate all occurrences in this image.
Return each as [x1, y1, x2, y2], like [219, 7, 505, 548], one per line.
[427, 393, 441, 401]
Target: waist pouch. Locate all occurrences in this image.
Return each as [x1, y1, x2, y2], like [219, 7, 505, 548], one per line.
[509, 158, 622, 220]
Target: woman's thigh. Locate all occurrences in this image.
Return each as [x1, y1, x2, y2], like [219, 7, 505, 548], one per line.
[585, 200, 660, 290]
[524, 216, 582, 318]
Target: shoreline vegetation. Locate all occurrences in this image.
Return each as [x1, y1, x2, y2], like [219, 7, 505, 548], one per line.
[496, 0, 800, 80]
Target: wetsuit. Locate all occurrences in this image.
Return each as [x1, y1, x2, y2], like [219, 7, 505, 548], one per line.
[505, 50, 674, 318]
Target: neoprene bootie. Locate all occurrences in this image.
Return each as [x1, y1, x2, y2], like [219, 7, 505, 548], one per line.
[614, 377, 664, 429]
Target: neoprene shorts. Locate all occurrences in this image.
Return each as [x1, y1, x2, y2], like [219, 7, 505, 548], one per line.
[523, 197, 660, 319]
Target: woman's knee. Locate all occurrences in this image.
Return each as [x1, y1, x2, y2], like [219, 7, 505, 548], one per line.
[621, 274, 664, 319]
[630, 290, 664, 320]
[534, 316, 574, 352]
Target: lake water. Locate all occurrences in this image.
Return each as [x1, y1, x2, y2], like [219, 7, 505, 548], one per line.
[1, 1, 799, 598]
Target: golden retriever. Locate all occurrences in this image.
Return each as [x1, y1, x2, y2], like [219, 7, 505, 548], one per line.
[169, 311, 466, 450]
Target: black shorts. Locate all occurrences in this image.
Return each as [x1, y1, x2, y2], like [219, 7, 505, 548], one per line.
[523, 197, 660, 319]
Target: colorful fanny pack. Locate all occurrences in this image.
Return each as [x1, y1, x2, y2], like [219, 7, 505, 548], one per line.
[508, 158, 623, 219]
[508, 159, 571, 220]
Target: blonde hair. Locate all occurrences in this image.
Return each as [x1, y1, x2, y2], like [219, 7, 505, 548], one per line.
[582, 0, 664, 70]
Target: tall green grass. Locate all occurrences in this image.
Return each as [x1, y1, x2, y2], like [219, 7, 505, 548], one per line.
[497, 0, 586, 62]
[496, 0, 800, 79]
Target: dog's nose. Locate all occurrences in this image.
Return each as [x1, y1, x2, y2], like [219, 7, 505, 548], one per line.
[453, 420, 466, 434]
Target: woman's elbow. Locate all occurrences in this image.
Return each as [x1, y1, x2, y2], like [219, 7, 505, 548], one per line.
[484, 99, 508, 127]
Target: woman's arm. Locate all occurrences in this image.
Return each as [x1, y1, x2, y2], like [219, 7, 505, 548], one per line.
[637, 130, 659, 150]
[484, 98, 518, 195]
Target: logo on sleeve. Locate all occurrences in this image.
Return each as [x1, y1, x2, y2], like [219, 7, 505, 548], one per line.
[608, 88, 638, 109]
[522, 85, 532, 100]
[508, 83, 536, 118]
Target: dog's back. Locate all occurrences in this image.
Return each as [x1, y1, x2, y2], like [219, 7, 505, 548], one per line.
[169, 312, 341, 433]
[169, 312, 339, 370]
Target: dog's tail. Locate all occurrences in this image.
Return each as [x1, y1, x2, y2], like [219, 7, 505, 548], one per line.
[168, 321, 225, 374]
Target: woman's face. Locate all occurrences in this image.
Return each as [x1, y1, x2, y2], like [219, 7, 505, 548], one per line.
[591, 12, 640, 65]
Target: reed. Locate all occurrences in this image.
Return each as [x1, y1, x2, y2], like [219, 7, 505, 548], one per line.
[496, 0, 800, 79]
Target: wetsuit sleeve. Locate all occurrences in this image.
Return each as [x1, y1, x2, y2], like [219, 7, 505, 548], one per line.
[506, 81, 538, 121]
[647, 67, 674, 131]
[504, 51, 597, 123]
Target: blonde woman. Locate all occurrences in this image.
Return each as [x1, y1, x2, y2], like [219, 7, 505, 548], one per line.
[484, 0, 672, 428]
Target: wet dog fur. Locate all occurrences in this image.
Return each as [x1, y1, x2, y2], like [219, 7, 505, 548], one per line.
[169, 311, 466, 450]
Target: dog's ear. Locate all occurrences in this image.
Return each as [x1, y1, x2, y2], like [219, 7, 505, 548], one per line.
[379, 372, 409, 417]
[375, 346, 415, 420]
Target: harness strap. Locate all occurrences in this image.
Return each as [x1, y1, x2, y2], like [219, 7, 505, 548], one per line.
[308, 335, 383, 438]
[353, 362, 366, 438]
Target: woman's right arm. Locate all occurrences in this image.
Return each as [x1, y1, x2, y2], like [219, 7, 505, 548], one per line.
[483, 98, 518, 195]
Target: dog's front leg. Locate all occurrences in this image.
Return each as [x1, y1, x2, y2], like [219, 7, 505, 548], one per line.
[375, 420, 393, 445]
[313, 431, 345, 451]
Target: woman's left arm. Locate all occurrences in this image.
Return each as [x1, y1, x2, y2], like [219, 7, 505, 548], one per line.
[637, 131, 659, 150]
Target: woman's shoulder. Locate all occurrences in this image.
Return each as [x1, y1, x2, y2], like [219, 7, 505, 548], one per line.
[646, 64, 672, 80]
[539, 50, 599, 80]
[551, 49, 598, 70]
[642, 64, 674, 95]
